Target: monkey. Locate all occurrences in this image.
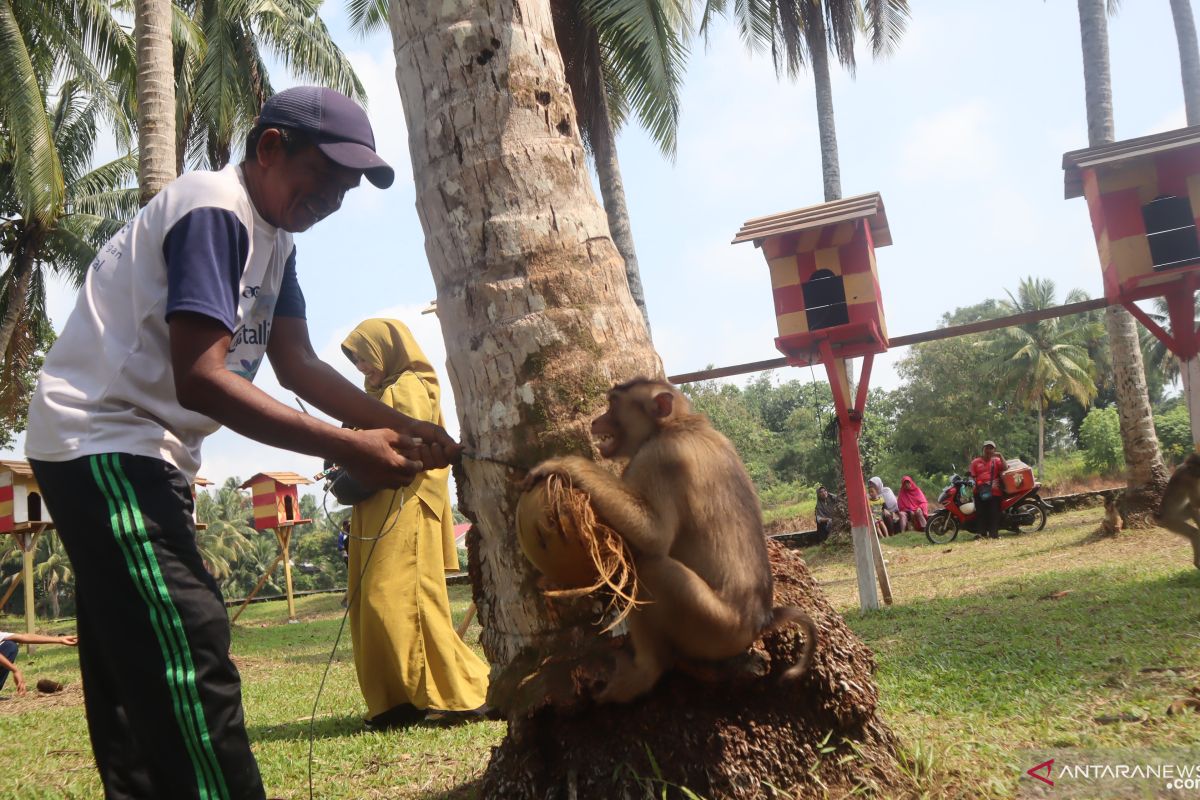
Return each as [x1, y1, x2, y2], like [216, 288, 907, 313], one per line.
[526, 378, 818, 704]
[1155, 453, 1200, 570]
[1101, 492, 1122, 536]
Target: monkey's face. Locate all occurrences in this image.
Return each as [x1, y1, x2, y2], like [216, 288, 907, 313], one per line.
[1187, 453, 1200, 476]
[591, 384, 667, 460]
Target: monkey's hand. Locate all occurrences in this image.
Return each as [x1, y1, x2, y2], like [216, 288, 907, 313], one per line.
[522, 456, 595, 491]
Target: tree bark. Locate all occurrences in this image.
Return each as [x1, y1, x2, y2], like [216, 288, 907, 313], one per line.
[1037, 404, 1045, 476]
[0, 243, 37, 363]
[387, 1, 906, 796]
[134, 0, 176, 206]
[1172, 0, 1200, 126]
[587, 56, 651, 336]
[1077, 0, 1169, 510]
[806, 16, 841, 203]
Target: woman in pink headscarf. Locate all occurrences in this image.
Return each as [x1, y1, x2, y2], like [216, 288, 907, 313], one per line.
[897, 476, 928, 532]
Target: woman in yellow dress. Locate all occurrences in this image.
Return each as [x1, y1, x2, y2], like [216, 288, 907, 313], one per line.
[341, 318, 489, 728]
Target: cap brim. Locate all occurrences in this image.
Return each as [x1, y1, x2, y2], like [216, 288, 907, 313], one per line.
[318, 141, 395, 189]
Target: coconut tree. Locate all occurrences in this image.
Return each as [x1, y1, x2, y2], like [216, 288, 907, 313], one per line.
[0, 82, 141, 421]
[1075, 0, 1170, 508]
[0, 0, 134, 364]
[195, 483, 252, 581]
[348, 0, 685, 333]
[134, 0, 176, 203]
[34, 532, 73, 619]
[383, 1, 907, 795]
[699, 0, 909, 203]
[170, 0, 365, 171]
[983, 278, 1099, 473]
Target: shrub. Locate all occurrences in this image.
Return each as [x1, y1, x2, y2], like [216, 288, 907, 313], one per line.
[1079, 406, 1124, 473]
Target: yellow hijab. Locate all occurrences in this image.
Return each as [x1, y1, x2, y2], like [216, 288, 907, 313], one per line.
[341, 319, 442, 424]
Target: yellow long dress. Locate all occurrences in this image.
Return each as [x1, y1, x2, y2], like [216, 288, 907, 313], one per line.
[343, 320, 488, 716]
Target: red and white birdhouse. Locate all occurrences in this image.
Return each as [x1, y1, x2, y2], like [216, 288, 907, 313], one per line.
[1064, 126, 1200, 359]
[239, 472, 312, 530]
[0, 460, 50, 533]
[733, 192, 892, 366]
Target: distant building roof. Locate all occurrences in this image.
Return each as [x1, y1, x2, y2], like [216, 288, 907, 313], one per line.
[732, 192, 892, 248]
[453, 522, 471, 546]
[1062, 125, 1200, 199]
[0, 459, 34, 478]
[238, 472, 312, 489]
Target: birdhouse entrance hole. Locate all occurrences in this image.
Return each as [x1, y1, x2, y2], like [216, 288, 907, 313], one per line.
[802, 269, 850, 331]
[27, 492, 41, 522]
[1144, 195, 1200, 271]
[284, 495, 295, 522]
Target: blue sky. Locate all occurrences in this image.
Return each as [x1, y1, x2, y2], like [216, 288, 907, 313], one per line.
[3, 1, 1185, 495]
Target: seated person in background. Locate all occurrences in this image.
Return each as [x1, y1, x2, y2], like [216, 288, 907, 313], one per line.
[0, 630, 78, 694]
[814, 485, 837, 543]
[868, 476, 900, 536]
[897, 475, 929, 532]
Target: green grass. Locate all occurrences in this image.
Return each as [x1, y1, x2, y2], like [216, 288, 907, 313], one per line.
[2, 508, 1199, 798]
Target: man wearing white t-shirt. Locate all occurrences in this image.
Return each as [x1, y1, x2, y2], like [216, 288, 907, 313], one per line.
[24, 87, 459, 800]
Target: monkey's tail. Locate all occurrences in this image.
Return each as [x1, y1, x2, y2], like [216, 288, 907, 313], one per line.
[767, 606, 818, 681]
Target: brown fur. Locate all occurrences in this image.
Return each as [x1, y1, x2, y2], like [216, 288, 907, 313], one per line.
[1101, 492, 1122, 536]
[527, 378, 818, 703]
[1155, 453, 1200, 569]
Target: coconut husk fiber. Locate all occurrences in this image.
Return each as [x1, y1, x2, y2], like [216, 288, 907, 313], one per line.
[516, 474, 641, 632]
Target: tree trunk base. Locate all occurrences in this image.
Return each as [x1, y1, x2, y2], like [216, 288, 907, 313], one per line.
[479, 543, 911, 799]
[1118, 478, 1169, 530]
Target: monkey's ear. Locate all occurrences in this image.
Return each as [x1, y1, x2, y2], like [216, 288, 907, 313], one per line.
[651, 390, 675, 419]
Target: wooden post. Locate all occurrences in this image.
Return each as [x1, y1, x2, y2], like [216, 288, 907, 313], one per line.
[0, 570, 21, 611]
[1185, 357, 1200, 448]
[16, 528, 41, 652]
[276, 526, 297, 622]
[869, 530, 893, 606]
[230, 552, 285, 623]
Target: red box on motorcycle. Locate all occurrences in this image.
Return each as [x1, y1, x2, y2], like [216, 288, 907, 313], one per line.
[733, 193, 891, 367]
[1001, 459, 1035, 496]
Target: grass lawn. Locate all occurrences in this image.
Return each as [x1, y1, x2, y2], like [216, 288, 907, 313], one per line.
[1, 506, 1199, 798]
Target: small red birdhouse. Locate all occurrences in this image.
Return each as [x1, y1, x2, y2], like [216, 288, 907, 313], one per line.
[733, 193, 892, 366]
[239, 472, 312, 530]
[1064, 126, 1200, 360]
[0, 460, 50, 533]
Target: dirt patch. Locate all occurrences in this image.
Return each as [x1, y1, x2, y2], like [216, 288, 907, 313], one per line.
[479, 542, 912, 799]
[0, 680, 83, 715]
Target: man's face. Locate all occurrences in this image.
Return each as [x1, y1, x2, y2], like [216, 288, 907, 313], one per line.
[983, 445, 995, 459]
[253, 131, 362, 232]
[818, 488, 827, 500]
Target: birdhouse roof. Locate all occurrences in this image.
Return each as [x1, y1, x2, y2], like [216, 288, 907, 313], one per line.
[238, 471, 312, 489]
[1062, 125, 1200, 199]
[193, 476, 213, 487]
[0, 459, 34, 478]
[732, 192, 892, 248]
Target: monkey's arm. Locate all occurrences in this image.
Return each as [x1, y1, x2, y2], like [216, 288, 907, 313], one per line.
[528, 457, 677, 555]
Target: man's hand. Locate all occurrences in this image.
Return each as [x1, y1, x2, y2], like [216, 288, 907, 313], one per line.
[397, 419, 462, 470]
[340, 428, 426, 489]
[11, 668, 25, 695]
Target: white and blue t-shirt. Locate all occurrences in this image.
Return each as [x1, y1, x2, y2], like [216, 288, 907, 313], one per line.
[26, 164, 305, 480]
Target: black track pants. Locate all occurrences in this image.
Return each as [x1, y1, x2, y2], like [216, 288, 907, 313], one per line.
[31, 454, 265, 800]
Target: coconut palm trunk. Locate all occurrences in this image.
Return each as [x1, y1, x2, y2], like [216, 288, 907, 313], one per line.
[806, 12, 841, 203]
[386, 2, 906, 796]
[1170, 0, 1200, 448]
[134, 0, 176, 204]
[1077, 0, 1169, 507]
[587, 57, 651, 334]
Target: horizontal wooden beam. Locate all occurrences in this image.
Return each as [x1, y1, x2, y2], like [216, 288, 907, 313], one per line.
[668, 297, 1111, 385]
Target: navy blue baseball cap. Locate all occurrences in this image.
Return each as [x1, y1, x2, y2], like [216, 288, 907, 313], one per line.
[257, 86, 395, 189]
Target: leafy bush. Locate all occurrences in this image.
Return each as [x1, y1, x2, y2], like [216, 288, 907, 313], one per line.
[1079, 406, 1124, 473]
[1155, 403, 1192, 464]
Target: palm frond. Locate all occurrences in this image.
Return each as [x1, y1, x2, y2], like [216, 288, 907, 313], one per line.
[345, 0, 388, 37]
[580, 0, 688, 157]
[250, 0, 366, 103]
[862, 0, 909, 58]
[0, 0, 64, 225]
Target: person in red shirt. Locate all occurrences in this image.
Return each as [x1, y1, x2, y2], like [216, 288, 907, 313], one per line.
[969, 440, 1005, 539]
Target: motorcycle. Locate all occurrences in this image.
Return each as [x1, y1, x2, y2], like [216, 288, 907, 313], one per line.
[925, 467, 1050, 544]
